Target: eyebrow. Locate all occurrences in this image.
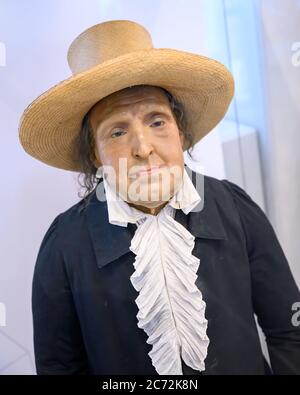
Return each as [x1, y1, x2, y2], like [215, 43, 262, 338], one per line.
[99, 108, 172, 129]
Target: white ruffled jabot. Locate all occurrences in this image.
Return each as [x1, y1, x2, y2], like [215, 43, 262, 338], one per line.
[97, 167, 210, 375]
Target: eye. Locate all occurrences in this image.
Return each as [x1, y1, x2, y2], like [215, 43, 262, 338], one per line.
[151, 120, 165, 127]
[111, 129, 126, 138]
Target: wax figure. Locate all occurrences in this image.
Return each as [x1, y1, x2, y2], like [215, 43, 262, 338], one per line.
[19, 20, 300, 375]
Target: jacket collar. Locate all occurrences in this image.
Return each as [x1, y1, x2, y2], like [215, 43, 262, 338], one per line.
[83, 170, 228, 269]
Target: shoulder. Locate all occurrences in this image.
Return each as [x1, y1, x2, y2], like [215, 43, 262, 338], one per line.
[202, 173, 247, 196]
[33, 192, 96, 280]
[202, 173, 270, 230]
[49, 190, 96, 232]
[202, 174, 280, 255]
[202, 174, 263, 214]
[38, 190, 95, 254]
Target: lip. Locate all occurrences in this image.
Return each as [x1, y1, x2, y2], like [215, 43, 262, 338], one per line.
[132, 165, 165, 177]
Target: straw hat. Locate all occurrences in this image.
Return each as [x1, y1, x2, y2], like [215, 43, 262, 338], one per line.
[18, 19, 235, 172]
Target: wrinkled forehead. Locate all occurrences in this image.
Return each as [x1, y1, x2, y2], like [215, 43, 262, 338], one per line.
[90, 85, 170, 122]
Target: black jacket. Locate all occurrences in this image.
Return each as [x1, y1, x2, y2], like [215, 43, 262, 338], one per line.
[32, 172, 300, 375]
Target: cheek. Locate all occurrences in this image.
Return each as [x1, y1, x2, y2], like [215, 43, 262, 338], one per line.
[95, 141, 131, 173]
[165, 125, 183, 147]
[159, 133, 184, 162]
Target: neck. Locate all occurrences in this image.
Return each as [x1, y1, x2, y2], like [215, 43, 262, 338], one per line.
[128, 201, 169, 216]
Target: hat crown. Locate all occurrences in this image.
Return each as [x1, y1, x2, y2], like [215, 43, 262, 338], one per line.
[67, 20, 153, 75]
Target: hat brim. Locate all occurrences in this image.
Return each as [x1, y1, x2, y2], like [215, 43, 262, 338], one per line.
[18, 48, 234, 172]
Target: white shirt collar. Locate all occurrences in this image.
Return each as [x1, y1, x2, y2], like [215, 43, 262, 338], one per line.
[101, 167, 202, 227]
[96, 165, 209, 374]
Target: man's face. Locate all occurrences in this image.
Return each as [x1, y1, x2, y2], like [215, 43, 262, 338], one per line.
[89, 86, 185, 213]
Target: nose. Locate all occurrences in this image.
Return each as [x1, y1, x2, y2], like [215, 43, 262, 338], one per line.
[131, 126, 154, 159]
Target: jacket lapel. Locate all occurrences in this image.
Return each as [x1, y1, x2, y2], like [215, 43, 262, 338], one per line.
[84, 171, 228, 270]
